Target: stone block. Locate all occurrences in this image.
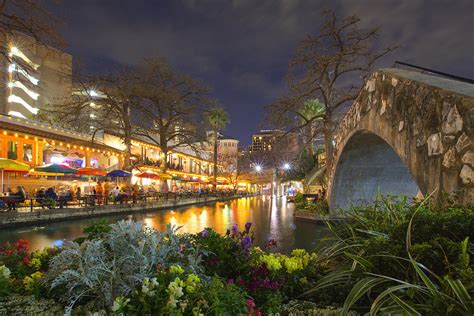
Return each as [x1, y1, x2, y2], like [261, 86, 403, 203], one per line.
[366, 79, 376, 92]
[443, 135, 456, 145]
[442, 148, 456, 168]
[398, 121, 404, 132]
[380, 99, 387, 115]
[391, 78, 398, 87]
[427, 133, 443, 156]
[462, 151, 474, 167]
[460, 164, 473, 185]
[442, 105, 463, 135]
[455, 133, 471, 153]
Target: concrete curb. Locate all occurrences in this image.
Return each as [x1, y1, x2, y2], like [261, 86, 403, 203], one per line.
[0, 195, 242, 228]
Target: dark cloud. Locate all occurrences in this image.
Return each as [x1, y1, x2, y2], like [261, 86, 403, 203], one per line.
[52, 0, 473, 146]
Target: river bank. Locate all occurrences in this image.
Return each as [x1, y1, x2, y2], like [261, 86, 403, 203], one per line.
[0, 195, 242, 228]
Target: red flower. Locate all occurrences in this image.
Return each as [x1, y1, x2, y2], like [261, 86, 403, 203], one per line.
[255, 309, 262, 316]
[22, 255, 30, 266]
[246, 299, 255, 315]
[15, 239, 29, 254]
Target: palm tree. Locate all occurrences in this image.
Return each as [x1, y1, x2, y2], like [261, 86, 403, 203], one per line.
[300, 99, 325, 157]
[207, 106, 229, 190]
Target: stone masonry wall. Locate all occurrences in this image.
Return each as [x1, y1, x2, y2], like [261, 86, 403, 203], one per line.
[329, 68, 474, 206]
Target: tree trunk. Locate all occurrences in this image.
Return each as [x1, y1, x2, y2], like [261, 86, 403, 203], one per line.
[306, 124, 314, 157]
[160, 148, 169, 193]
[213, 129, 218, 190]
[123, 133, 132, 170]
[323, 117, 334, 172]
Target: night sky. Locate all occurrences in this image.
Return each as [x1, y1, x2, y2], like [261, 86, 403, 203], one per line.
[52, 0, 474, 146]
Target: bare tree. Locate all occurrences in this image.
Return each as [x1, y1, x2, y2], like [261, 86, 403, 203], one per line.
[267, 9, 397, 171]
[0, 0, 64, 59]
[132, 58, 211, 176]
[40, 68, 140, 168]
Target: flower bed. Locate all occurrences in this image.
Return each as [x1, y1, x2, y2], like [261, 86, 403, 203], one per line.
[0, 197, 473, 315]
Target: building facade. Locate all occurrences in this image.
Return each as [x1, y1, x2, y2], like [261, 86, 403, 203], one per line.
[0, 32, 72, 119]
[249, 130, 281, 153]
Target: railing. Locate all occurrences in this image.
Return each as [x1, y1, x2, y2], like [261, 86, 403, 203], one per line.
[394, 61, 474, 84]
[0, 191, 244, 213]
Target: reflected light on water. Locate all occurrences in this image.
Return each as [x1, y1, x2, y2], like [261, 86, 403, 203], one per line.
[0, 197, 332, 253]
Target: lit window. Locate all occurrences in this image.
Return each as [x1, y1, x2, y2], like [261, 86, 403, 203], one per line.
[23, 144, 32, 162]
[7, 141, 17, 160]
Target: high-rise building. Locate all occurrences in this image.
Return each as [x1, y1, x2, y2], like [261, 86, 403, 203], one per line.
[248, 129, 281, 153]
[0, 31, 72, 119]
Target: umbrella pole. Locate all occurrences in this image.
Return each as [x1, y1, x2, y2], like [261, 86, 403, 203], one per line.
[1, 169, 3, 193]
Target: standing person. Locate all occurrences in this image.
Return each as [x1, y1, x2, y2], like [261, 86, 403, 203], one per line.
[95, 182, 104, 205]
[132, 183, 139, 204]
[75, 186, 81, 201]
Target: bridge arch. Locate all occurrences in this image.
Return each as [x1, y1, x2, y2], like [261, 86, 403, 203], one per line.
[330, 130, 421, 210]
[327, 68, 474, 212]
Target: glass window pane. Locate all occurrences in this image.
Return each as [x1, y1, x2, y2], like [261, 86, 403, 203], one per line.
[7, 141, 17, 160]
[23, 144, 33, 162]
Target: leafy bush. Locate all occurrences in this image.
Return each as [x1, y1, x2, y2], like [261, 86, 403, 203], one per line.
[305, 197, 474, 315]
[46, 221, 203, 313]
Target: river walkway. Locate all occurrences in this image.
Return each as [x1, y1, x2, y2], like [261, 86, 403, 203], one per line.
[0, 194, 243, 228]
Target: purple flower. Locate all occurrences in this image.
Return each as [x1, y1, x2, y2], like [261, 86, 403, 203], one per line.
[265, 239, 277, 249]
[230, 224, 239, 238]
[241, 236, 252, 252]
[200, 229, 209, 238]
[244, 222, 252, 232]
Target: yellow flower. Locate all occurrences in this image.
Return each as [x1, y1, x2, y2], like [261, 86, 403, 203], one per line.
[28, 258, 42, 270]
[170, 265, 185, 274]
[22, 276, 34, 291]
[260, 254, 282, 271]
[31, 271, 44, 280]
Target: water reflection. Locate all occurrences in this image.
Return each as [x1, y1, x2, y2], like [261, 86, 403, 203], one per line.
[0, 197, 331, 253]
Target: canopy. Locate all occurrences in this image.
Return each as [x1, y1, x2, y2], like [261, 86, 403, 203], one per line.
[106, 170, 132, 177]
[0, 159, 31, 192]
[136, 171, 160, 179]
[160, 173, 172, 180]
[0, 158, 31, 172]
[34, 164, 78, 174]
[77, 167, 107, 176]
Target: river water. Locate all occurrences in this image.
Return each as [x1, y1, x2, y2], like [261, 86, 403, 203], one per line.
[0, 196, 332, 253]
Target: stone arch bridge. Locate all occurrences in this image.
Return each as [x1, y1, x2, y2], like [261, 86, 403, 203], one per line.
[328, 68, 474, 211]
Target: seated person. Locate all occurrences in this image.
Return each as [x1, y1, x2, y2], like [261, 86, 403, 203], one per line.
[45, 187, 58, 209]
[36, 187, 47, 209]
[58, 189, 73, 208]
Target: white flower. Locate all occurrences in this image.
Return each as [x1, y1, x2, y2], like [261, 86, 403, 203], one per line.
[0, 265, 11, 279]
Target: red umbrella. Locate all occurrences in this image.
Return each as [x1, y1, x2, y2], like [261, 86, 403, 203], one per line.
[77, 167, 107, 176]
[136, 171, 160, 179]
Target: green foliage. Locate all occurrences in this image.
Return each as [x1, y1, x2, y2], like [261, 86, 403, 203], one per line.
[305, 196, 474, 315]
[73, 219, 112, 244]
[47, 221, 203, 313]
[0, 197, 471, 315]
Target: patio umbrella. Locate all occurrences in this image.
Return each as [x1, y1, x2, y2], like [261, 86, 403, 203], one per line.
[136, 171, 160, 179]
[33, 164, 78, 189]
[77, 167, 107, 177]
[106, 170, 132, 177]
[0, 159, 31, 192]
[34, 164, 78, 174]
[159, 173, 172, 180]
[77, 167, 107, 190]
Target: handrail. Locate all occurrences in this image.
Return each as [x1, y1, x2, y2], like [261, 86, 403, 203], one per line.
[394, 61, 474, 85]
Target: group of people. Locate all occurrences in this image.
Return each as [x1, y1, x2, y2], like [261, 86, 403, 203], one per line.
[2, 186, 27, 211]
[34, 186, 76, 209]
